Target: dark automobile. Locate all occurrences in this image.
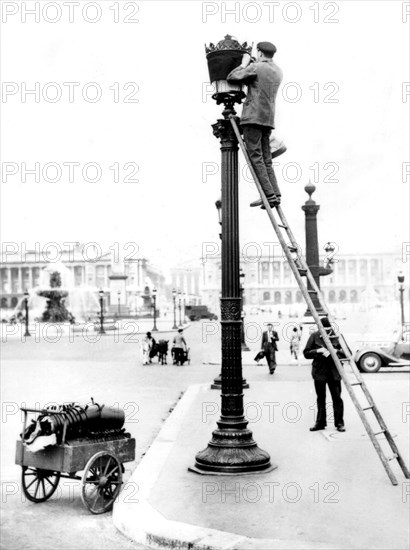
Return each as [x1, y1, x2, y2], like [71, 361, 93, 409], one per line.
[185, 305, 218, 322]
[354, 328, 410, 373]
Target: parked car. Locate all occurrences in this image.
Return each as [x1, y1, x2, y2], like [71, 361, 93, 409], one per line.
[185, 305, 217, 321]
[354, 328, 410, 372]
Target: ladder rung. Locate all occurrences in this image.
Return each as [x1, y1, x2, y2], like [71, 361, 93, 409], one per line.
[228, 113, 408, 487]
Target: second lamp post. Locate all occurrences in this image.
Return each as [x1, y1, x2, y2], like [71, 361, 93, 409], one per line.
[152, 287, 158, 332]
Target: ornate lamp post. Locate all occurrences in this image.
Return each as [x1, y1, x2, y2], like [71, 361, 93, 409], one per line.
[183, 294, 186, 323]
[117, 290, 121, 317]
[397, 271, 405, 335]
[178, 290, 182, 328]
[23, 290, 31, 337]
[191, 35, 273, 474]
[98, 289, 106, 334]
[211, 197, 249, 389]
[152, 287, 158, 332]
[302, 181, 333, 316]
[240, 269, 249, 351]
[172, 288, 178, 329]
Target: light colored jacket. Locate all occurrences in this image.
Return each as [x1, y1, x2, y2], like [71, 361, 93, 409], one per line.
[227, 59, 283, 129]
[173, 333, 186, 349]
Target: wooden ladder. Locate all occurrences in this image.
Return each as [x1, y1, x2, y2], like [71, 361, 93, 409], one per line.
[230, 115, 410, 486]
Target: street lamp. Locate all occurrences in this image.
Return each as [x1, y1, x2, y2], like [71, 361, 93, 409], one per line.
[178, 290, 182, 328]
[172, 288, 178, 329]
[324, 242, 336, 270]
[240, 269, 249, 351]
[98, 289, 106, 334]
[23, 290, 31, 337]
[191, 35, 272, 475]
[152, 287, 158, 332]
[397, 271, 405, 336]
[117, 290, 121, 317]
[183, 294, 186, 323]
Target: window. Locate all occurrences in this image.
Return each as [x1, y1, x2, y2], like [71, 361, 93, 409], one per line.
[263, 291, 271, 301]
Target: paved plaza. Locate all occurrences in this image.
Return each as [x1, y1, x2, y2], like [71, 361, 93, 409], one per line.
[1, 317, 409, 549]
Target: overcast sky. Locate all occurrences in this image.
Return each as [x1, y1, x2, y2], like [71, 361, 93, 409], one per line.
[1, 0, 409, 272]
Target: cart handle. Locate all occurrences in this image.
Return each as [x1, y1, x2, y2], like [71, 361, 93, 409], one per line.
[20, 407, 63, 415]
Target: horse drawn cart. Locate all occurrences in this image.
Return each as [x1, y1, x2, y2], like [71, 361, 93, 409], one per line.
[15, 401, 135, 514]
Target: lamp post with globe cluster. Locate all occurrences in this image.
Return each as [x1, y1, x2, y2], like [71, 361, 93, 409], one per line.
[191, 35, 273, 475]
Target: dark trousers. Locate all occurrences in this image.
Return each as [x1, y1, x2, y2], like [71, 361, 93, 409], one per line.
[242, 124, 281, 197]
[265, 348, 277, 373]
[173, 348, 184, 365]
[314, 379, 344, 427]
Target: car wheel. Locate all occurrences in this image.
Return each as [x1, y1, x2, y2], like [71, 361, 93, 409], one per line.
[359, 352, 383, 373]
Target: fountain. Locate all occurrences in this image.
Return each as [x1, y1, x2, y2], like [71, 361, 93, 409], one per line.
[38, 270, 73, 322]
[10, 262, 100, 324]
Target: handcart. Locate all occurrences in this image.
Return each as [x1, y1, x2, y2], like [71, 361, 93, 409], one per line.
[15, 405, 135, 514]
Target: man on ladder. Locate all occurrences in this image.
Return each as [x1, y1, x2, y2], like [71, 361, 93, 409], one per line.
[227, 41, 284, 208]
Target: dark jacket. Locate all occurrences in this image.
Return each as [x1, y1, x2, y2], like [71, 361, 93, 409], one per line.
[261, 330, 279, 353]
[303, 331, 342, 381]
[227, 59, 283, 128]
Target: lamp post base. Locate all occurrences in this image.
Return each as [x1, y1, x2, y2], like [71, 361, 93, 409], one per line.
[190, 427, 274, 475]
[211, 374, 249, 390]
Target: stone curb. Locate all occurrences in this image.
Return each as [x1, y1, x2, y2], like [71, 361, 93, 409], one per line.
[112, 384, 343, 550]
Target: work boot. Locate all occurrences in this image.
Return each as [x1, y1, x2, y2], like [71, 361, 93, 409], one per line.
[261, 194, 281, 209]
[250, 194, 279, 208]
[270, 135, 287, 159]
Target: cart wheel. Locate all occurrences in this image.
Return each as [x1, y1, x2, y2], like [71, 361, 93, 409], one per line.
[81, 451, 123, 514]
[21, 466, 60, 503]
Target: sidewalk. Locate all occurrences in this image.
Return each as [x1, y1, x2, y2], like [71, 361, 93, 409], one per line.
[113, 380, 410, 550]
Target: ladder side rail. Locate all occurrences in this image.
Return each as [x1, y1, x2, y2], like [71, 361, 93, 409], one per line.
[265, 208, 400, 485]
[229, 116, 279, 214]
[230, 115, 406, 483]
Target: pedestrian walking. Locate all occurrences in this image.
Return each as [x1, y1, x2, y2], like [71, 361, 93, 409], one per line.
[172, 328, 187, 366]
[303, 318, 346, 432]
[260, 323, 279, 374]
[142, 331, 156, 365]
[290, 327, 301, 362]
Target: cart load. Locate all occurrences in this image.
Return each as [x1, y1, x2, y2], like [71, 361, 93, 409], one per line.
[16, 398, 135, 514]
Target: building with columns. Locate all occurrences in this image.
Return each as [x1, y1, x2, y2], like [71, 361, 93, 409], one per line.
[0, 243, 165, 311]
[201, 251, 408, 315]
[170, 265, 202, 305]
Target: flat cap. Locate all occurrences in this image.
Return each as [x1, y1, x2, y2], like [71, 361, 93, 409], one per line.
[257, 41, 277, 55]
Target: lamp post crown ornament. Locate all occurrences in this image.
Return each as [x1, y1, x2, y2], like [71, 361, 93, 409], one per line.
[205, 35, 252, 55]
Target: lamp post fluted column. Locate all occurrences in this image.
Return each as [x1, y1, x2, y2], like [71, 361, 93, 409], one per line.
[24, 290, 31, 337]
[152, 288, 158, 332]
[191, 88, 273, 473]
[172, 289, 178, 329]
[98, 290, 106, 334]
[178, 291, 182, 327]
